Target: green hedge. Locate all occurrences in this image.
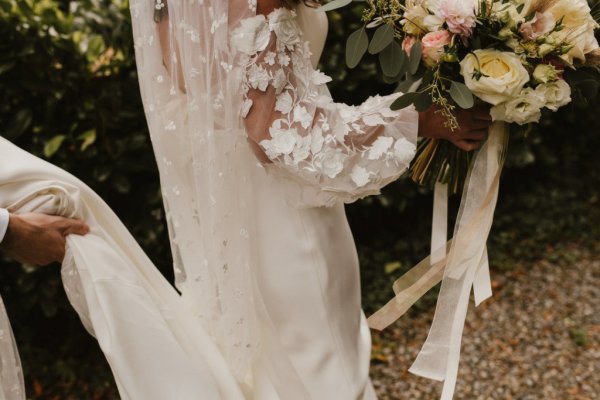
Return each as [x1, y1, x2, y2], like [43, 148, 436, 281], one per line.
[0, 0, 599, 397]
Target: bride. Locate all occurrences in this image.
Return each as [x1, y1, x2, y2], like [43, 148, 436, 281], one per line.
[0, 0, 491, 398]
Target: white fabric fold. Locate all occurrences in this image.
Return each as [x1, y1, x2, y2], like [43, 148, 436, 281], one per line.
[0, 137, 249, 399]
[0, 208, 9, 243]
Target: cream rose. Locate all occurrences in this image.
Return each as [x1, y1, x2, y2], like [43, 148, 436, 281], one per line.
[546, 0, 600, 64]
[532, 64, 559, 84]
[536, 79, 572, 111]
[231, 15, 270, 55]
[460, 50, 530, 105]
[422, 30, 452, 67]
[492, 2, 526, 29]
[490, 88, 544, 125]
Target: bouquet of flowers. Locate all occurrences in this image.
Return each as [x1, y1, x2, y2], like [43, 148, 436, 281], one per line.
[330, 0, 600, 192]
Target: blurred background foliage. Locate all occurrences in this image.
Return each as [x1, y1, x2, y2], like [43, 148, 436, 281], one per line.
[0, 0, 598, 398]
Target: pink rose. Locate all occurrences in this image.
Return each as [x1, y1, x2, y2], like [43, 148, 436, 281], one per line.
[402, 36, 417, 55]
[438, 0, 476, 38]
[422, 30, 452, 66]
[519, 11, 555, 40]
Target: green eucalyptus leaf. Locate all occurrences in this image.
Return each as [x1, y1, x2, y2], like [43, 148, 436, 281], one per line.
[408, 41, 422, 75]
[396, 73, 419, 93]
[414, 92, 433, 112]
[379, 41, 404, 77]
[346, 27, 368, 69]
[391, 92, 418, 110]
[318, 0, 352, 12]
[368, 24, 394, 54]
[449, 81, 475, 109]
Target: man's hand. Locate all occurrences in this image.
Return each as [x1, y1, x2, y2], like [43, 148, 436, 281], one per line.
[418, 105, 493, 151]
[0, 213, 89, 265]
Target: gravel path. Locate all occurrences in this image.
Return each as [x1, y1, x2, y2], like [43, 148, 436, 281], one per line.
[370, 244, 600, 400]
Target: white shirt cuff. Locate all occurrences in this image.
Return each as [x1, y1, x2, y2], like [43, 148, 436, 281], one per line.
[0, 209, 9, 244]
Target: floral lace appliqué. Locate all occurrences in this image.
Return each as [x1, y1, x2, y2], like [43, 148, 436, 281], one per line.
[232, 8, 419, 205]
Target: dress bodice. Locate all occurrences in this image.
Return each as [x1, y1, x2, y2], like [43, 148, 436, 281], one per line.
[295, 4, 328, 68]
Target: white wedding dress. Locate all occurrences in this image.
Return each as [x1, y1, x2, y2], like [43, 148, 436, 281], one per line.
[0, 3, 420, 399]
[250, 5, 402, 399]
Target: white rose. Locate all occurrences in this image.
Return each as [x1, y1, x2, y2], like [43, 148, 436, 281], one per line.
[546, 0, 600, 64]
[268, 8, 301, 48]
[536, 79, 572, 111]
[460, 50, 530, 105]
[490, 88, 544, 125]
[231, 15, 270, 55]
[532, 64, 559, 84]
[492, 2, 526, 28]
[423, 14, 445, 32]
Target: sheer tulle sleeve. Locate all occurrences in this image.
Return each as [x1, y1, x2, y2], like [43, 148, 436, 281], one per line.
[232, 8, 419, 206]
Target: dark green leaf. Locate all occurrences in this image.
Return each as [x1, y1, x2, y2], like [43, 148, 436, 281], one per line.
[408, 41, 422, 75]
[379, 41, 404, 77]
[391, 92, 418, 110]
[396, 73, 419, 93]
[414, 92, 433, 112]
[368, 24, 394, 54]
[346, 27, 368, 69]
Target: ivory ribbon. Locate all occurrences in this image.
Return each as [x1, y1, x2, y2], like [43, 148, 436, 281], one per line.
[368, 122, 509, 399]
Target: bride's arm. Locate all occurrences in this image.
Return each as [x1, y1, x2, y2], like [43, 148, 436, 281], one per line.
[237, 3, 489, 203]
[156, 0, 187, 93]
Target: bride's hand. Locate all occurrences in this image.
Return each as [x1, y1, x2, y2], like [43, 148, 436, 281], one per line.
[0, 213, 89, 265]
[418, 105, 493, 151]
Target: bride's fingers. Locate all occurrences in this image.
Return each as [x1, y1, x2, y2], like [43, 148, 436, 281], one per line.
[472, 107, 492, 121]
[461, 129, 488, 141]
[468, 120, 493, 131]
[452, 139, 483, 152]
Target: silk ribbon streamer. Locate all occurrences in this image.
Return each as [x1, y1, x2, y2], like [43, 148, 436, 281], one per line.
[368, 122, 509, 399]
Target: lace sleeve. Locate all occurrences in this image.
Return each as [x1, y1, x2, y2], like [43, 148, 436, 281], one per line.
[232, 8, 419, 206]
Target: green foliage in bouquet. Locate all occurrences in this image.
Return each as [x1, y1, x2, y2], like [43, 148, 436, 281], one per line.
[332, 0, 600, 193]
